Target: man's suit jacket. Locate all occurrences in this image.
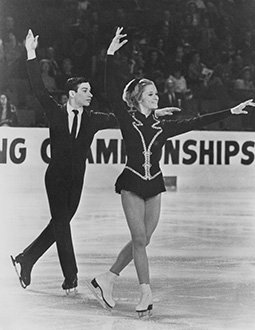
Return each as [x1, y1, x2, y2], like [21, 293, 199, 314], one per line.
[27, 59, 117, 189]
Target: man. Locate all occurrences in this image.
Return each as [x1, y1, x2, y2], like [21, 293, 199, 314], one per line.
[159, 78, 182, 108]
[11, 29, 117, 293]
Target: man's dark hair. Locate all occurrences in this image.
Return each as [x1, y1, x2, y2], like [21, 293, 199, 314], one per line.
[64, 77, 89, 96]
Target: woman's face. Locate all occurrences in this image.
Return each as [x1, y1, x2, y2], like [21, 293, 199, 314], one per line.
[139, 84, 159, 110]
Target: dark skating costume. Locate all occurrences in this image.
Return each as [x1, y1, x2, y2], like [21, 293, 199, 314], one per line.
[106, 55, 232, 199]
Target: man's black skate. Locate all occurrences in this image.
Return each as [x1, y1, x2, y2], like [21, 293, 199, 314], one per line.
[62, 276, 78, 295]
[10, 254, 32, 289]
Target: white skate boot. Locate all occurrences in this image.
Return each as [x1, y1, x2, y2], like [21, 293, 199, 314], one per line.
[86, 271, 118, 310]
[136, 283, 153, 318]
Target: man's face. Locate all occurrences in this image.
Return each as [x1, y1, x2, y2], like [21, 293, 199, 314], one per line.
[73, 82, 93, 107]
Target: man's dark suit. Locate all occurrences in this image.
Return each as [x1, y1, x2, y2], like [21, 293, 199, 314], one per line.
[22, 58, 117, 281]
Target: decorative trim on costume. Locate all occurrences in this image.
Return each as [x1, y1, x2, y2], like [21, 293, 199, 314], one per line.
[127, 113, 163, 180]
[125, 165, 162, 181]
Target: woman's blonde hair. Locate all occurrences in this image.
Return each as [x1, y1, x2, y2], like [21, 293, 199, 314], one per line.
[122, 78, 155, 110]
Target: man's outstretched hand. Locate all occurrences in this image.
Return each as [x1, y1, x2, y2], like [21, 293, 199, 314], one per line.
[25, 29, 39, 53]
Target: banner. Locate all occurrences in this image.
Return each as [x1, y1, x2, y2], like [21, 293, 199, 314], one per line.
[0, 128, 254, 190]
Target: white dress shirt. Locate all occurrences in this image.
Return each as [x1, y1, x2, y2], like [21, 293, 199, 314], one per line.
[66, 102, 83, 138]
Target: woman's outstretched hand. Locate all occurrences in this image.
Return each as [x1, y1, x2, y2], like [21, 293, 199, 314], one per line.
[155, 107, 181, 117]
[231, 99, 255, 114]
[107, 27, 128, 55]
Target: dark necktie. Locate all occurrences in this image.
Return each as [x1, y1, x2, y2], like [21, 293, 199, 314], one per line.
[71, 110, 79, 140]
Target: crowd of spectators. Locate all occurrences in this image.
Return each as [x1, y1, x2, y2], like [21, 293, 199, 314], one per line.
[1, 0, 255, 130]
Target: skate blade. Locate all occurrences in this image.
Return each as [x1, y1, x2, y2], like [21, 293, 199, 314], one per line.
[85, 280, 112, 311]
[137, 310, 153, 319]
[10, 255, 27, 289]
[65, 287, 78, 296]
[137, 304, 153, 319]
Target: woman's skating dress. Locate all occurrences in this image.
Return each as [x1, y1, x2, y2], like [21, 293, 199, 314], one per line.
[106, 55, 232, 199]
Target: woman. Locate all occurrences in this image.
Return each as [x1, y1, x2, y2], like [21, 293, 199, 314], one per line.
[0, 92, 18, 126]
[39, 59, 57, 93]
[87, 28, 255, 317]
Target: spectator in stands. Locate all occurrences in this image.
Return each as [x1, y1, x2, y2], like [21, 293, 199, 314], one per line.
[185, 1, 201, 28]
[133, 67, 145, 80]
[157, 25, 173, 57]
[92, 48, 107, 94]
[171, 45, 185, 68]
[115, 8, 129, 27]
[233, 66, 255, 131]
[191, 0, 206, 11]
[157, 9, 175, 42]
[181, 11, 193, 31]
[59, 93, 68, 105]
[2, 16, 17, 42]
[231, 52, 245, 80]
[129, 49, 145, 77]
[238, 31, 255, 60]
[56, 58, 76, 91]
[188, 51, 206, 96]
[219, 32, 236, 59]
[46, 46, 61, 78]
[154, 37, 167, 59]
[0, 39, 6, 91]
[77, 0, 91, 14]
[161, 9, 174, 30]
[168, 65, 190, 97]
[202, 65, 231, 107]
[4, 32, 23, 78]
[159, 78, 183, 116]
[111, 51, 133, 92]
[88, 10, 100, 27]
[153, 70, 165, 96]
[233, 66, 255, 97]
[217, 52, 234, 86]
[144, 49, 166, 80]
[39, 59, 57, 93]
[205, 1, 220, 26]
[179, 26, 196, 51]
[0, 92, 18, 127]
[88, 23, 103, 78]
[198, 16, 218, 61]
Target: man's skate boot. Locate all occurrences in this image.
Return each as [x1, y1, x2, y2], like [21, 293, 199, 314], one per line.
[136, 284, 153, 318]
[10, 254, 33, 289]
[86, 271, 118, 310]
[62, 275, 78, 295]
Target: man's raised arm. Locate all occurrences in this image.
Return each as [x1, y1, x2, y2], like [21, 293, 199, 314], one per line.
[26, 29, 58, 117]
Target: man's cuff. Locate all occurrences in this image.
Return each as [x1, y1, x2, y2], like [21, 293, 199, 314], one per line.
[27, 51, 36, 60]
